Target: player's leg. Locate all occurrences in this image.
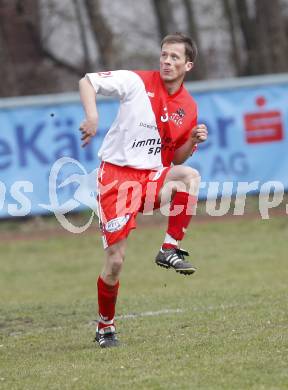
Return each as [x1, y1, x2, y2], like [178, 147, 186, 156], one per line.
[95, 163, 146, 347]
[95, 238, 127, 348]
[101, 238, 127, 285]
[155, 165, 200, 275]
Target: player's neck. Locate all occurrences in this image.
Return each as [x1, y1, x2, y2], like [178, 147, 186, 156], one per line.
[163, 78, 184, 95]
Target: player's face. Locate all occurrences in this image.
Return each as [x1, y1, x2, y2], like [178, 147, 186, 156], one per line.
[160, 43, 193, 83]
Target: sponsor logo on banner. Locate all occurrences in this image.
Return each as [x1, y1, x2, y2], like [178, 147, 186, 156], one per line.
[244, 96, 284, 143]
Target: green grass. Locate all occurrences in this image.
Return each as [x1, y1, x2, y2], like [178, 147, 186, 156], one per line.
[0, 217, 287, 389]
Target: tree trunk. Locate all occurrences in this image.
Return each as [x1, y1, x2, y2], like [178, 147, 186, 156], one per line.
[235, 0, 259, 75]
[0, 0, 85, 96]
[221, 0, 242, 75]
[255, 0, 288, 74]
[72, 0, 93, 72]
[182, 0, 206, 80]
[84, 0, 115, 70]
[152, 0, 177, 40]
[236, 0, 288, 75]
[0, 5, 17, 96]
[0, 0, 44, 95]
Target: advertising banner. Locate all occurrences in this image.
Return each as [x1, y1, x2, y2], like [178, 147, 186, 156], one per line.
[187, 85, 288, 198]
[0, 80, 287, 218]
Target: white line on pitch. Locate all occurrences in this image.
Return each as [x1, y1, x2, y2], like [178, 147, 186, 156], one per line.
[89, 300, 279, 326]
[116, 308, 184, 320]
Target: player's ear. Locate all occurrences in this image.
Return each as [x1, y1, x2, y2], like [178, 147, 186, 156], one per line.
[185, 61, 193, 72]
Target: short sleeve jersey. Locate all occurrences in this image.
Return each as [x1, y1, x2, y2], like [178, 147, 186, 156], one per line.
[86, 70, 197, 169]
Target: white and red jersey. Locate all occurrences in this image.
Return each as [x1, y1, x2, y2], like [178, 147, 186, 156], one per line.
[86, 70, 197, 169]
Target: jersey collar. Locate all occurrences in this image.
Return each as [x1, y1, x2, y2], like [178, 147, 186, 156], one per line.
[159, 73, 184, 99]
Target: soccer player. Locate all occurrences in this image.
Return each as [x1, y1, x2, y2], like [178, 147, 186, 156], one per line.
[79, 33, 208, 348]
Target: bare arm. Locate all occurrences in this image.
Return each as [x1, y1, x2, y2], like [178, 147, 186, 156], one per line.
[173, 124, 208, 165]
[79, 77, 99, 147]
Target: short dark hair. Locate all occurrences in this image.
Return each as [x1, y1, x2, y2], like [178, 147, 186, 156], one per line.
[161, 32, 198, 63]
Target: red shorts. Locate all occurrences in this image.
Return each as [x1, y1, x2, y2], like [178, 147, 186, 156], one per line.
[97, 162, 170, 248]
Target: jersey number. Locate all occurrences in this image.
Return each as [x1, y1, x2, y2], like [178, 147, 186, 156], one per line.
[97, 71, 112, 78]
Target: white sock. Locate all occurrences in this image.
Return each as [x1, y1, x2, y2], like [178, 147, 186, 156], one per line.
[162, 233, 178, 248]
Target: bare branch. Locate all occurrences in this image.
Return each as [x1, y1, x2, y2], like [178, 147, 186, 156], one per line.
[72, 0, 93, 71]
[41, 47, 83, 76]
[84, 0, 115, 69]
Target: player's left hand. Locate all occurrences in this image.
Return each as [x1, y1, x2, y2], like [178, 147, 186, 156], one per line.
[191, 124, 208, 144]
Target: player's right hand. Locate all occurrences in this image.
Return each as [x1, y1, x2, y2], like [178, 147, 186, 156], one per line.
[79, 117, 98, 147]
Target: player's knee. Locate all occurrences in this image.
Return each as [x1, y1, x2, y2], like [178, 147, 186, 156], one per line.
[110, 257, 123, 277]
[106, 247, 125, 277]
[182, 166, 201, 186]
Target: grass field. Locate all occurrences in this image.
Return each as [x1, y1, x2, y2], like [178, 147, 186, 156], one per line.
[0, 216, 287, 389]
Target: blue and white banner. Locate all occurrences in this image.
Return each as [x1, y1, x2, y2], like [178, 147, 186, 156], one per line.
[0, 100, 118, 218]
[187, 84, 288, 199]
[0, 80, 287, 218]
